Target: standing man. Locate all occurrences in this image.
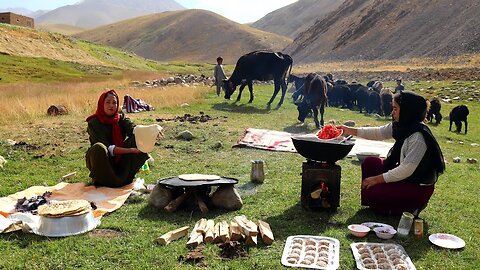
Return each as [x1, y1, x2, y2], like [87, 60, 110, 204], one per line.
[214, 56, 227, 97]
[394, 79, 405, 93]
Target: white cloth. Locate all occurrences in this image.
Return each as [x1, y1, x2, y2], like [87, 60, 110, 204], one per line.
[357, 123, 427, 183]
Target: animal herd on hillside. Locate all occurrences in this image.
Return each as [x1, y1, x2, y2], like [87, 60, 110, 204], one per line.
[222, 51, 470, 133]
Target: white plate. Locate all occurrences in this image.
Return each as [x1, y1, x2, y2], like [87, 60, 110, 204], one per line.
[281, 235, 340, 269]
[429, 233, 465, 249]
[361, 222, 394, 230]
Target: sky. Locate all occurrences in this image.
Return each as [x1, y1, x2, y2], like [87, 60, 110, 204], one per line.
[0, 0, 298, 23]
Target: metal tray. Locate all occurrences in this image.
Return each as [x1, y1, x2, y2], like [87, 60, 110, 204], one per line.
[350, 242, 416, 270]
[281, 235, 340, 269]
[157, 176, 238, 188]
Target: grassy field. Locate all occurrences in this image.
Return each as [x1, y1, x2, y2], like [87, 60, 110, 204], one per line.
[0, 82, 479, 269]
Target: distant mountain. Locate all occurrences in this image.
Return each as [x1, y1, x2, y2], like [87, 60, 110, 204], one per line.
[286, 0, 480, 63]
[75, 9, 292, 64]
[251, 0, 345, 39]
[0, 8, 34, 16]
[36, 0, 185, 28]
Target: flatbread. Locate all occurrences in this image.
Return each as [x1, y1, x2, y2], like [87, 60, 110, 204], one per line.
[38, 200, 92, 218]
[178, 174, 221, 181]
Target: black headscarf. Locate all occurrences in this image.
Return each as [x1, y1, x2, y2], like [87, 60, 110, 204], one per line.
[384, 91, 445, 184]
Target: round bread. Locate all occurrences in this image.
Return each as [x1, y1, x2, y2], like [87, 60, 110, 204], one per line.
[38, 200, 92, 217]
[178, 174, 220, 181]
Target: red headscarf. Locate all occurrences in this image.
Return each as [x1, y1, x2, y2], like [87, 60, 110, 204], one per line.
[86, 90, 124, 149]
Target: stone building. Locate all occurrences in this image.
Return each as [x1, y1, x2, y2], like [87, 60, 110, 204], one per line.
[0, 12, 34, 28]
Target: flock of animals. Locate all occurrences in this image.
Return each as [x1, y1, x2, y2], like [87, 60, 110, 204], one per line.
[221, 50, 470, 133]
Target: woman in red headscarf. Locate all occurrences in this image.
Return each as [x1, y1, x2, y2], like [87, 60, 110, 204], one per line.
[339, 91, 445, 216]
[85, 90, 149, 187]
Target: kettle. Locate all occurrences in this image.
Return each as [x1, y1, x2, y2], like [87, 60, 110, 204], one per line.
[250, 160, 266, 183]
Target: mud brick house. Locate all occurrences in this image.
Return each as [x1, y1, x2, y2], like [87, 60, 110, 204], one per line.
[0, 12, 34, 28]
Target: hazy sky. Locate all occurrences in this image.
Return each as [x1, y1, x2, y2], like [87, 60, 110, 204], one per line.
[0, 0, 298, 23]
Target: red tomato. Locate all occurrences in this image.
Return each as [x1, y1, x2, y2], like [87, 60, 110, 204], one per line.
[317, 125, 342, 139]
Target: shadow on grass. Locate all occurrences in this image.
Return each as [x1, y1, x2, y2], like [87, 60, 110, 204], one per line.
[211, 102, 271, 114]
[264, 204, 338, 242]
[283, 123, 316, 134]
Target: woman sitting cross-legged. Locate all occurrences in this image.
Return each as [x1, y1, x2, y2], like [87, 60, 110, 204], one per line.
[339, 90, 445, 215]
[85, 89, 150, 188]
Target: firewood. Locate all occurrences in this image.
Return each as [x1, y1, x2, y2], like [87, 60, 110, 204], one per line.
[156, 226, 189, 245]
[164, 190, 192, 213]
[214, 221, 230, 243]
[187, 220, 203, 248]
[204, 219, 215, 243]
[257, 220, 274, 245]
[195, 193, 209, 214]
[245, 234, 258, 246]
[229, 221, 243, 241]
[310, 187, 323, 199]
[196, 218, 208, 234]
[234, 215, 257, 236]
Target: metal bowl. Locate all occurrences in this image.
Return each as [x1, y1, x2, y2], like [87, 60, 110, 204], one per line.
[291, 135, 354, 163]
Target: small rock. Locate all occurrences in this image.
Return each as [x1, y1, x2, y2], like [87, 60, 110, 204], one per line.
[453, 157, 461, 163]
[446, 140, 453, 144]
[467, 158, 478, 164]
[212, 141, 223, 149]
[6, 139, 16, 146]
[0, 155, 6, 168]
[344, 120, 356, 127]
[459, 141, 464, 145]
[471, 143, 479, 147]
[180, 103, 189, 107]
[177, 130, 194, 141]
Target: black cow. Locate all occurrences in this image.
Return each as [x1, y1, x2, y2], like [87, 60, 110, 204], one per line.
[449, 105, 469, 134]
[352, 84, 369, 113]
[297, 73, 328, 128]
[380, 89, 393, 118]
[367, 89, 381, 114]
[426, 97, 442, 125]
[223, 50, 293, 108]
[288, 74, 306, 103]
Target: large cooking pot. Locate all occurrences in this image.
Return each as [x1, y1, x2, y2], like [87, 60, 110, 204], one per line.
[291, 135, 355, 163]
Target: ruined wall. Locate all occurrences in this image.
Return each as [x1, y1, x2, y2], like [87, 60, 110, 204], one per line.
[0, 12, 34, 28]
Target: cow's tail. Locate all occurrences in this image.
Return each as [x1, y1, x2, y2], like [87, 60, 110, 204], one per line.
[285, 55, 293, 88]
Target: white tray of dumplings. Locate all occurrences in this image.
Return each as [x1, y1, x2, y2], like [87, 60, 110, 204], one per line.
[281, 235, 340, 269]
[350, 242, 416, 270]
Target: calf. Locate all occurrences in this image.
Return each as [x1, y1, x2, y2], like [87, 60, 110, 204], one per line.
[427, 97, 442, 125]
[297, 73, 328, 128]
[288, 74, 306, 103]
[449, 105, 469, 134]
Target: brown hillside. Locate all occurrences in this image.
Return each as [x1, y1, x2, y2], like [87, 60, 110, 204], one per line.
[74, 9, 292, 64]
[36, 24, 86, 35]
[0, 25, 104, 65]
[286, 0, 480, 63]
[251, 0, 345, 38]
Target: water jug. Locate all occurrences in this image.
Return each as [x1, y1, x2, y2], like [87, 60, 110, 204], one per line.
[250, 160, 265, 183]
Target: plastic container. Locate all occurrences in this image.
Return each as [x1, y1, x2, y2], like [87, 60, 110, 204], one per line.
[34, 211, 100, 237]
[397, 212, 414, 237]
[373, 226, 397, 239]
[348, 224, 370, 238]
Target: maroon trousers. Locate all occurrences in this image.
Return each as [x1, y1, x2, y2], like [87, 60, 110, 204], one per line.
[361, 157, 434, 215]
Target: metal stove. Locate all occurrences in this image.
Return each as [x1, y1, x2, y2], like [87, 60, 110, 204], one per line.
[301, 159, 341, 210]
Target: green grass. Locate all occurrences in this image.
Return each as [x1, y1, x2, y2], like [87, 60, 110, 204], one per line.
[0, 84, 479, 269]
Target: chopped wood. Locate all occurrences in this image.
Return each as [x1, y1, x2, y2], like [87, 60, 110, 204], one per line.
[187, 220, 204, 248]
[229, 221, 243, 241]
[195, 193, 209, 214]
[196, 218, 208, 234]
[204, 219, 215, 243]
[257, 220, 274, 245]
[164, 191, 192, 213]
[245, 234, 258, 246]
[234, 215, 257, 237]
[156, 226, 189, 245]
[310, 187, 323, 199]
[214, 221, 230, 243]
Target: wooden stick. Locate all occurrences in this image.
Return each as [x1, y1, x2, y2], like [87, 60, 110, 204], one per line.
[257, 220, 274, 245]
[234, 215, 257, 237]
[156, 226, 189, 245]
[229, 221, 243, 241]
[196, 218, 208, 234]
[219, 221, 230, 243]
[164, 190, 191, 213]
[204, 219, 215, 243]
[245, 234, 258, 246]
[195, 193, 209, 214]
[187, 220, 204, 248]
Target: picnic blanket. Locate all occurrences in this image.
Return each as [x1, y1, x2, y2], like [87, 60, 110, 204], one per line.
[234, 128, 393, 157]
[0, 181, 135, 219]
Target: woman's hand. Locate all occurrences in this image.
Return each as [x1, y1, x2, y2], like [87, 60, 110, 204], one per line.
[337, 125, 357, 136]
[361, 175, 385, 189]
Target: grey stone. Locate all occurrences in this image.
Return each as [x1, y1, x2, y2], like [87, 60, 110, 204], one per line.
[211, 185, 243, 210]
[344, 120, 356, 127]
[177, 130, 194, 141]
